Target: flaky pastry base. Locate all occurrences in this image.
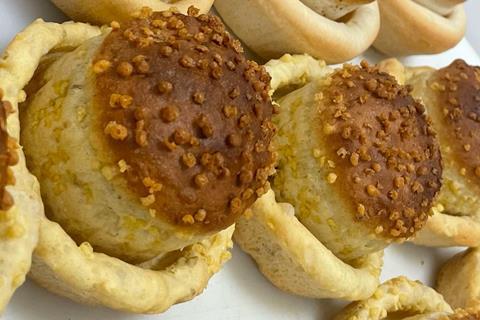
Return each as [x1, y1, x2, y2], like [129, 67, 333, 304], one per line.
[235, 189, 383, 300]
[335, 277, 480, 320]
[50, 0, 214, 25]
[214, 0, 380, 64]
[3, 19, 234, 314]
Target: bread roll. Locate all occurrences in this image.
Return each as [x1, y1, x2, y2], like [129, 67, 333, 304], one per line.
[380, 59, 480, 247]
[50, 0, 214, 25]
[335, 276, 480, 320]
[0, 28, 46, 311]
[214, 0, 380, 63]
[6, 7, 276, 313]
[374, 0, 466, 56]
[234, 54, 442, 300]
[437, 248, 480, 310]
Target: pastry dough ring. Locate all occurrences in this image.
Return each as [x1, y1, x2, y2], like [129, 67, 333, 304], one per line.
[0, 22, 47, 312]
[334, 277, 454, 320]
[374, 0, 466, 56]
[50, 0, 214, 25]
[234, 54, 384, 300]
[3, 19, 234, 314]
[437, 248, 480, 310]
[214, 0, 380, 64]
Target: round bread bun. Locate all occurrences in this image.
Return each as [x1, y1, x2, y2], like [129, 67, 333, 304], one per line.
[437, 248, 480, 310]
[50, 0, 214, 25]
[379, 59, 480, 247]
[374, 0, 466, 56]
[270, 55, 442, 262]
[334, 277, 453, 320]
[7, 8, 275, 313]
[0, 30, 46, 310]
[214, 0, 380, 63]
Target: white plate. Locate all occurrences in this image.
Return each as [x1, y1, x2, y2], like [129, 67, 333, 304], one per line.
[1, 1, 479, 319]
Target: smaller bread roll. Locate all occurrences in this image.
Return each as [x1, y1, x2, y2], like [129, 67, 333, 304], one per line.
[50, 0, 214, 25]
[379, 59, 480, 247]
[374, 0, 466, 56]
[437, 248, 480, 310]
[214, 0, 380, 63]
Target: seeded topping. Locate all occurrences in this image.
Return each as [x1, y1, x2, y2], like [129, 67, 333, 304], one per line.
[429, 59, 480, 183]
[0, 96, 18, 211]
[320, 61, 442, 239]
[93, 7, 276, 231]
[449, 309, 480, 320]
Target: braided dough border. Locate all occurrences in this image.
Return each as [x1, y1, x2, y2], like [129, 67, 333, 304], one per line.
[2, 18, 235, 314]
[50, 0, 214, 25]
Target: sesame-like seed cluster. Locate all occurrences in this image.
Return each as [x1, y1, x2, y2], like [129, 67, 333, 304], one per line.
[429, 59, 480, 182]
[319, 61, 442, 238]
[0, 92, 19, 211]
[93, 7, 276, 232]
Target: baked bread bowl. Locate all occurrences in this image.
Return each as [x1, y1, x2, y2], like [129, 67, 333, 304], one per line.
[374, 0, 466, 56]
[214, 0, 380, 63]
[234, 54, 442, 300]
[50, 0, 214, 25]
[3, 7, 276, 313]
[379, 58, 480, 247]
[336, 277, 480, 320]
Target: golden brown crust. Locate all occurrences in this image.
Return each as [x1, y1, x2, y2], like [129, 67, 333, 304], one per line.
[448, 309, 480, 320]
[93, 9, 276, 233]
[321, 62, 442, 239]
[0, 95, 18, 211]
[429, 60, 480, 184]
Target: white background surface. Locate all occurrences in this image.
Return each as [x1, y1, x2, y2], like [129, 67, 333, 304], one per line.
[0, 1, 479, 319]
[465, 1, 480, 53]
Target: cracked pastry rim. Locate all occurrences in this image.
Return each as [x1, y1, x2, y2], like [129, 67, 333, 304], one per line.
[233, 54, 385, 301]
[50, 0, 215, 25]
[0, 18, 236, 314]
